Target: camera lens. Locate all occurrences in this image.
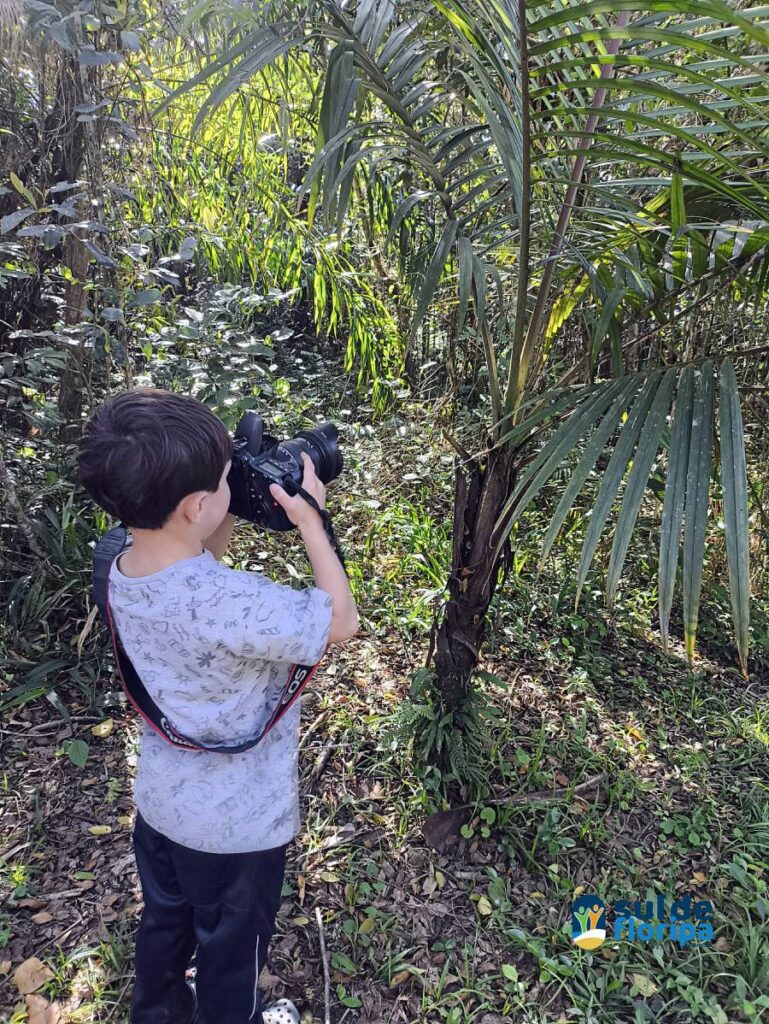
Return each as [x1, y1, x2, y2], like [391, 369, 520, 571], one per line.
[282, 422, 343, 484]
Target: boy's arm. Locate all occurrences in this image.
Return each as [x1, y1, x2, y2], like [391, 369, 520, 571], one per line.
[270, 453, 359, 645]
[204, 513, 236, 560]
[299, 518, 359, 644]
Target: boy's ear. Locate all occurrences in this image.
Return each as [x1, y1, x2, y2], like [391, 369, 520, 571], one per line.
[176, 489, 207, 524]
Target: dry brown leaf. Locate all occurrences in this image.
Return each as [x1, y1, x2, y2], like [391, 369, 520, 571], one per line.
[389, 969, 411, 989]
[25, 993, 63, 1024]
[30, 912, 54, 925]
[630, 974, 658, 997]
[13, 957, 54, 995]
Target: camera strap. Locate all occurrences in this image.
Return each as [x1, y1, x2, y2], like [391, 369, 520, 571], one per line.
[284, 483, 348, 573]
[92, 525, 325, 754]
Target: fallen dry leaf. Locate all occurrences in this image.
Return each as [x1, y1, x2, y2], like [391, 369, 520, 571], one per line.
[476, 895, 493, 916]
[389, 969, 411, 989]
[30, 911, 54, 925]
[91, 719, 115, 738]
[630, 973, 658, 997]
[25, 993, 63, 1024]
[13, 956, 54, 995]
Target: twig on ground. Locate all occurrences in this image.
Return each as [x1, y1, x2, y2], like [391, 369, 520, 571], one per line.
[314, 906, 331, 1024]
[297, 709, 331, 753]
[307, 729, 346, 788]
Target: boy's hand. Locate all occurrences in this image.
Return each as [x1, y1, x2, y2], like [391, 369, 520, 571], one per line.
[269, 452, 326, 529]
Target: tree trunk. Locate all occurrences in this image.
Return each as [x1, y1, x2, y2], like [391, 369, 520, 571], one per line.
[433, 441, 517, 711]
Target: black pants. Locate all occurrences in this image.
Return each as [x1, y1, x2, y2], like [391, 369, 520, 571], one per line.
[131, 813, 287, 1024]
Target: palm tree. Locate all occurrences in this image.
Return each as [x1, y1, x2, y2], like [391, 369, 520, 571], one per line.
[172, 0, 769, 765]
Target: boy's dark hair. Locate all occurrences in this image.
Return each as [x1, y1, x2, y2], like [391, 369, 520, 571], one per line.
[78, 389, 233, 529]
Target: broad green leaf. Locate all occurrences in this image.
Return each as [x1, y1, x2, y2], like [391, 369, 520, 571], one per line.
[682, 362, 715, 662]
[606, 367, 676, 608]
[63, 739, 89, 768]
[10, 172, 36, 207]
[659, 365, 694, 652]
[0, 207, 36, 234]
[719, 358, 750, 675]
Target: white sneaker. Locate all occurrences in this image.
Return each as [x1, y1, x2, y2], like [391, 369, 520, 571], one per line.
[261, 998, 300, 1024]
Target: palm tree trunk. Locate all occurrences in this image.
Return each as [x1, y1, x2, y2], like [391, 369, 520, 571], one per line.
[433, 443, 516, 710]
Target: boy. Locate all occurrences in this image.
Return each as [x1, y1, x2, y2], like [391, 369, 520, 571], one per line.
[77, 388, 359, 1024]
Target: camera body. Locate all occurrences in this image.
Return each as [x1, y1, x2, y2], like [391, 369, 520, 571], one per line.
[227, 412, 342, 532]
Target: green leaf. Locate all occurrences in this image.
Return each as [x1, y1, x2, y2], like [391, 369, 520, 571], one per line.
[127, 288, 163, 307]
[10, 173, 36, 207]
[410, 219, 458, 337]
[63, 739, 89, 768]
[83, 239, 118, 269]
[493, 377, 633, 557]
[121, 30, 141, 51]
[539, 376, 641, 566]
[545, 275, 589, 342]
[682, 361, 715, 662]
[606, 367, 676, 608]
[330, 952, 359, 975]
[575, 372, 662, 605]
[1, 207, 36, 233]
[719, 358, 750, 675]
[457, 234, 473, 335]
[659, 365, 694, 652]
[590, 286, 626, 368]
[501, 963, 519, 983]
[670, 173, 688, 285]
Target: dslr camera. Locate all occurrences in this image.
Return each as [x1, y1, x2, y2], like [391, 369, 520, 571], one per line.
[227, 412, 343, 532]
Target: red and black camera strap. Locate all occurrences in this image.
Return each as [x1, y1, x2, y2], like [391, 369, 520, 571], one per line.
[92, 525, 328, 754]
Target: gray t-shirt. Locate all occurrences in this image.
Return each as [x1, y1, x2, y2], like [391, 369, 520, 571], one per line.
[108, 549, 333, 853]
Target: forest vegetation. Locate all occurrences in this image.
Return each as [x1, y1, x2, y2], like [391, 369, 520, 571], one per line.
[1, 0, 769, 1021]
